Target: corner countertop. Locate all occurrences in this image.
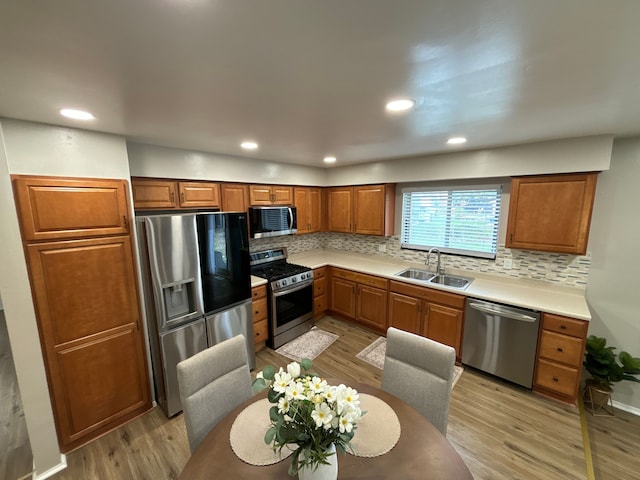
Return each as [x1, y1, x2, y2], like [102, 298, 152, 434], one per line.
[285, 248, 591, 321]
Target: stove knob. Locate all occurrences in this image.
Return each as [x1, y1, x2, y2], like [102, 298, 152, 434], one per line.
[281, 279, 287, 287]
[292, 277, 297, 283]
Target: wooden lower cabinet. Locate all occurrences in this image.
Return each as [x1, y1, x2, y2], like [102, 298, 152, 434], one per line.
[328, 268, 388, 334]
[388, 292, 421, 335]
[533, 313, 588, 404]
[313, 267, 328, 319]
[422, 303, 463, 354]
[388, 281, 464, 359]
[26, 235, 151, 452]
[251, 284, 269, 350]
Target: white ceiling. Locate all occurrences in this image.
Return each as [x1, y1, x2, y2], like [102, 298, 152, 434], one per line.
[1, 0, 640, 168]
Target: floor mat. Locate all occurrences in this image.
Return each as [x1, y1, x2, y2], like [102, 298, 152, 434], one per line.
[275, 327, 339, 362]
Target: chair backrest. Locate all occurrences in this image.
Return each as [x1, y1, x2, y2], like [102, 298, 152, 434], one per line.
[177, 335, 253, 453]
[381, 327, 456, 435]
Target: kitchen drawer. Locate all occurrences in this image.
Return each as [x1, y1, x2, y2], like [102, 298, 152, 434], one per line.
[252, 284, 267, 300]
[541, 313, 588, 338]
[539, 330, 583, 367]
[253, 320, 268, 345]
[535, 359, 579, 398]
[331, 268, 388, 290]
[252, 297, 268, 322]
[389, 280, 465, 309]
[314, 276, 327, 297]
[314, 266, 327, 278]
[314, 293, 327, 318]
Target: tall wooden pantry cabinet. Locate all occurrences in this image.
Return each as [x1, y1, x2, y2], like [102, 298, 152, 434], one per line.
[12, 175, 151, 453]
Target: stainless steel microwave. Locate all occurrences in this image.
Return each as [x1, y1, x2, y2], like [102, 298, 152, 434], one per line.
[248, 206, 297, 238]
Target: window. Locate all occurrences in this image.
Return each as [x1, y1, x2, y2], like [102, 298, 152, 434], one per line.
[401, 185, 502, 259]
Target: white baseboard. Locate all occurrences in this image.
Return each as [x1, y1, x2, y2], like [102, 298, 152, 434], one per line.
[33, 454, 67, 480]
[612, 400, 640, 416]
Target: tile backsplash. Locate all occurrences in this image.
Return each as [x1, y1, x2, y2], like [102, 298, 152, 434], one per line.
[250, 233, 590, 289]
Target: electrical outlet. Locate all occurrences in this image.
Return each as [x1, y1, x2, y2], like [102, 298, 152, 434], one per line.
[378, 244, 387, 253]
[504, 258, 513, 269]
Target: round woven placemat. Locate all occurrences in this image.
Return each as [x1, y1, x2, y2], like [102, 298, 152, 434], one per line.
[349, 393, 401, 458]
[229, 393, 401, 465]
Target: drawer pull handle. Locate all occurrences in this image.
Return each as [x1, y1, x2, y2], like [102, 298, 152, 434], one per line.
[552, 376, 559, 382]
[557, 347, 564, 352]
[560, 325, 567, 330]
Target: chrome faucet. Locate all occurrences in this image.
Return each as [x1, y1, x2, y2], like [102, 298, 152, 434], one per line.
[425, 248, 444, 275]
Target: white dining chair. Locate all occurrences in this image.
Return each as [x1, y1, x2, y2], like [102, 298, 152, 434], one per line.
[381, 327, 456, 435]
[177, 334, 253, 453]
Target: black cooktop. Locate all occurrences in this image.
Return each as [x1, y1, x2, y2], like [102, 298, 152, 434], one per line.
[250, 261, 311, 281]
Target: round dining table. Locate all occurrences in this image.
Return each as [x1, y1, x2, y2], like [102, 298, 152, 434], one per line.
[178, 380, 473, 479]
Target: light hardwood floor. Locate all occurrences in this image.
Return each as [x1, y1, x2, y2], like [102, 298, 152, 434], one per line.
[0, 310, 33, 480]
[49, 316, 638, 480]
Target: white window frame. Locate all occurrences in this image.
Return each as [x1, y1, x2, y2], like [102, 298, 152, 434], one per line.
[400, 184, 502, 259]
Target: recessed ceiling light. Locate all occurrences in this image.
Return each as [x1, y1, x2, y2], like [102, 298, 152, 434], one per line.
[59, 108, 95, 120]
[447, 137, 467, 145]
[323, 156, 337, 164]
[385, 98, 416, 112]
[240, 141, 258, 150]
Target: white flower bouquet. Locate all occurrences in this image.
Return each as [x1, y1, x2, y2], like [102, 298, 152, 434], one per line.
[252, 358, 363, 476]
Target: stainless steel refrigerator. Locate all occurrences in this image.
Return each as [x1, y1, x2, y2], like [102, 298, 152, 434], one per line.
[136, 212, 255, 417]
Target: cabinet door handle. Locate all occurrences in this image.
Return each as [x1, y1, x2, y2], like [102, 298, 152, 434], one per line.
[556, 347, 564, 352]
[123, 215, 129, 231]
[170, 191, 175, 203]
[560, 325, 567, 330]
[181, 192, 185, 204]
[552, 376, 559, 382]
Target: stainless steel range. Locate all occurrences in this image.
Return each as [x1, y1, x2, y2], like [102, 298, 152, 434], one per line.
[250, 248, 314, 349]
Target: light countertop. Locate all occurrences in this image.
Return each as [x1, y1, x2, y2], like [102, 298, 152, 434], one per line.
[282, 248, 591, 321]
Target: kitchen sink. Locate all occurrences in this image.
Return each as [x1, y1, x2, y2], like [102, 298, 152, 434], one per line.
[395, 269, 473, 290]
[395, 268, 434, 282]
[427, 274, 473, 290]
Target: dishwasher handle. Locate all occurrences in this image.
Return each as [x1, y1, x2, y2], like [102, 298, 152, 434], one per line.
[467, 301, 538, 322]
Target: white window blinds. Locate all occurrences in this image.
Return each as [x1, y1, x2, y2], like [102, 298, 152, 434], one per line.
[401, 186, 502, 259]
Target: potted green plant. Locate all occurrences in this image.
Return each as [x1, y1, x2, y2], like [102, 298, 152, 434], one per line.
[583, 335, 640, 414]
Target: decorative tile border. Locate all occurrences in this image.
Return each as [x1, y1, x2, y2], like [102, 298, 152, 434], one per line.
[250, 233, 590, 289]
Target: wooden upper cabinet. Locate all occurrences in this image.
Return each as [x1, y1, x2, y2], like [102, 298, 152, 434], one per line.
[221, 183, 249, 212]
[354, 184, 395, 236]
[178, 182, 220, 208]
[327, 187, 353, 233]
[132, 178, 221, 210]
[328, 184, 395, 236]
[506, 173, 597, 254]
[13, 176, 130, 241]
[249, 184, 293, 205]
[295, 187, 322, 234]
[131, 178, 178, 210]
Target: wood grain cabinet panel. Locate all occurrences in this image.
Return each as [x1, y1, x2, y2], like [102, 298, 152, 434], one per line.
[506, 173, 598, 254]
[313, 267, 328, 319]
[422, 303, 463, 354]
[249, 185, 293, 205]
[330, 277, 357, 319]
[178, 182, 220, 208]
[327, 184, 395, 236]
[388, 292, 421, 335]
[356, 284, 388, 331]
[220, 183, 249, 212]
[13, 176, 130, 241]
[131, 179, 178, 210]
[25, 234, 150, 451]
[295, 187, 322, 234]
[251, 285, 268, 349]
[533, 312, 588, 404]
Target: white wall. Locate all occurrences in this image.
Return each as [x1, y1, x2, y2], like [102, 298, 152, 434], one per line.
[326, 135, 613, 186]
[127, 142, 327, 185]
[0, 118, 134, 477]
[586, 137, 640, 411]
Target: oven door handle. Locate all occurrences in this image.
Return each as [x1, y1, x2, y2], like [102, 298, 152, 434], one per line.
[272, 280, 313, 297]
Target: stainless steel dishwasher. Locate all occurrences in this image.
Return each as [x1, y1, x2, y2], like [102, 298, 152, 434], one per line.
[462, 298, 540, 389]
